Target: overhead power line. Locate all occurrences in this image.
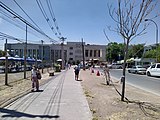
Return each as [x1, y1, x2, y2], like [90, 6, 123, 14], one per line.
[36, 0, 58, 37]
[0, 8, 47, 40]
[46, 0, 62, 36]
[13, 0, 43, 32]
[0, 1, 57, 43]
[0, 31, 24, 42]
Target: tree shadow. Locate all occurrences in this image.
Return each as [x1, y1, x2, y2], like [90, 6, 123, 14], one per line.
[0, 108, 59, 119]
[124, 100, 160, 119]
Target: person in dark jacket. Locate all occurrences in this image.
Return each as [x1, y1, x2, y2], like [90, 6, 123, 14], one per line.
[74, 65, 80, 80]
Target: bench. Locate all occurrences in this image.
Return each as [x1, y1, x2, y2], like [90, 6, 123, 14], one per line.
[49, 70, 54, 76]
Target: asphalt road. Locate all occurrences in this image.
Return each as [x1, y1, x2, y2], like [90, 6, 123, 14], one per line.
[109, 69, 160, 96]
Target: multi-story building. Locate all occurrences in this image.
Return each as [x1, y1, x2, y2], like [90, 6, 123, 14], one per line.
[6, 42, 106, 64]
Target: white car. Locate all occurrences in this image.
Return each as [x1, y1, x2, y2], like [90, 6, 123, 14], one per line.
[111, 63, 123, 69]
[146, 63, 160, 77]
[128, 65, 146, 74]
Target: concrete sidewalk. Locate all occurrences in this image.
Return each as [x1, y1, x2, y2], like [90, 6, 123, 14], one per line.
[0, 68, 92, 120]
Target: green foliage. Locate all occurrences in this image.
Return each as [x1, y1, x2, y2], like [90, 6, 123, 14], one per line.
[106, 43, 145, 62]
[128, 44, 144, 58]
[106, 42, 125, 62]
[143, 45, 160, 62]
[0, 50, 5, 57]
[144, 49, 156, 58]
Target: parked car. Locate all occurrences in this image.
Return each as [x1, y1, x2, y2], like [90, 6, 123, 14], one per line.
[111, 63, 123, 69]
[128, 65, 146, 74]
[146, 63, 160, 77]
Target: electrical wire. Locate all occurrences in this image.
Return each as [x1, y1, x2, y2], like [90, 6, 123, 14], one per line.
[0, 9, 46, 40]
[0, 31, 48, 46]
[36, 0, 58, 37]
[46, 0, 61, 36]
[0, 1, 57, 43]
[13, 0, 43, 32]
[0, 31, 24, 42]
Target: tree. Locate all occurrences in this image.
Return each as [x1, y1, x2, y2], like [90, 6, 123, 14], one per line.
[143, 45, 160, 61]
[106, 42, 124, 62]
[108, 0, 158, 101]
[0, 50, 5, 57]
[128, 44, 144, 58]
[143, 49, 156, 58]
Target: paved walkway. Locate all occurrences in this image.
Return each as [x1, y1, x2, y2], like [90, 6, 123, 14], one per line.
[0, 68, 92, 120]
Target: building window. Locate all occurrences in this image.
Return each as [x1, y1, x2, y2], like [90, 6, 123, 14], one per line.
[98, 50, 100, 57]
[70, 47, 73, 50]
[20, 49, 23, 57]
[94, 50, 97, 57]
[85, 50, 88, 57]
[90, 50, 92, 57]
[69, 52, 73, 55]
[55, 50, 58, 57]
[69, 58, 73, 60]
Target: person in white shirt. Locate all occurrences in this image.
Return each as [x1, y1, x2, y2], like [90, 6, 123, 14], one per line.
[31, 65, 39, 92]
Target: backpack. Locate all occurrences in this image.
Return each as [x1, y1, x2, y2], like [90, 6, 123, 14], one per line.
[75, 67, 79, 74]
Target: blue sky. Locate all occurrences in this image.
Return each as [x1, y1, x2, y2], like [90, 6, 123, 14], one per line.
[0, 0, 159, 50]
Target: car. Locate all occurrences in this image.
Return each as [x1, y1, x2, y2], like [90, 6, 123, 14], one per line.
[128, 65, 146, 74]
[146, 63, 160, 77]
[111, 63, 123, 69]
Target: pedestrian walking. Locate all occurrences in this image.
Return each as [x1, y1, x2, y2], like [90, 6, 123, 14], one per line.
[31, 65, 41, 92]
[74, 65, 80, 80]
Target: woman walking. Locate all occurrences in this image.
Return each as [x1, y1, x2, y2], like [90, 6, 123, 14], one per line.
[31, 66, 40, 92]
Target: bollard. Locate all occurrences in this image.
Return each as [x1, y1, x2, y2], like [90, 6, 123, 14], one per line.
[91, 69, 94, 73]
[97, 70, 100, 76]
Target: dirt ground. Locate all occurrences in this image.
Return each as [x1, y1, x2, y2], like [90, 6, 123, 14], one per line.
[80, 69, 160, 120]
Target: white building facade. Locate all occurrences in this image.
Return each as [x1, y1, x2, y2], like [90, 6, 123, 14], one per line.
[6, 42, 106, 64]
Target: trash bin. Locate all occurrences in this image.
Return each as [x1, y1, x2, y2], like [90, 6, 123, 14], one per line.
[55, 64, 61, 72]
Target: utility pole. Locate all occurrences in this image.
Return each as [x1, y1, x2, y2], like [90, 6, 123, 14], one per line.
[35, 49, 38, 67]
[5, 39, 8, 85]
[24, 24, 27, 79]
[82, 38, 85, 70]
[41, 40, 44, 73]
[60, 37, 66, 70]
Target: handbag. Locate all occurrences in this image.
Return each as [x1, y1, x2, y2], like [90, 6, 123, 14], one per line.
[36, 71, 41, 79]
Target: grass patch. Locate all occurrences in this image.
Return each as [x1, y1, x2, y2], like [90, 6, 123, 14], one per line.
[84, 90, 94, 98]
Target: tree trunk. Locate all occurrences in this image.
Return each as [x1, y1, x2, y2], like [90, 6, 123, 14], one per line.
[121, 39, 130, 101]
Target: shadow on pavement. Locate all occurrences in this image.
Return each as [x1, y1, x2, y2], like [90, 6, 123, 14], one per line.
[30, 90, 44, 93]
[0, 108, 59, 119]
[76, 79, 82, 81]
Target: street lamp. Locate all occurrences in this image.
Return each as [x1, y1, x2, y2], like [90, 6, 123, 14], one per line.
[145, 19, 158, 62]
